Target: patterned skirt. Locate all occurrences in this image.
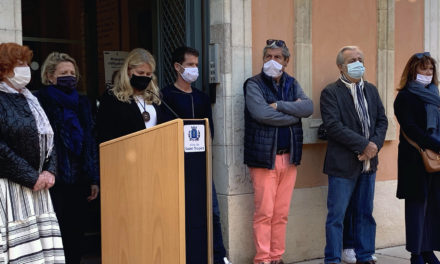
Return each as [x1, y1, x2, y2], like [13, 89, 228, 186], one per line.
[0, 179, 65, 263]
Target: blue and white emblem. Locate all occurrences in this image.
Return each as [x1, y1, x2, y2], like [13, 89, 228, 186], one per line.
[188, 126, 201, 141]
[184, 124, 205, 152]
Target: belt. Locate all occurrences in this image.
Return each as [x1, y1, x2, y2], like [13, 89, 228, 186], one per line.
[276, 149, 289, 155]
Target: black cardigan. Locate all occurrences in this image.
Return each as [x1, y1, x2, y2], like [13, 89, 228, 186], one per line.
[0, 91, 57, 188]
[394, 89, 440, 200]
[96, 89, 165, 144]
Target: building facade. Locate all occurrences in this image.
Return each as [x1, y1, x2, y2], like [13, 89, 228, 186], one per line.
[1, 0, 439, 263]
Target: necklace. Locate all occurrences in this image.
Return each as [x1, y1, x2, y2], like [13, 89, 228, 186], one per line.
[135, 97, 150, 122]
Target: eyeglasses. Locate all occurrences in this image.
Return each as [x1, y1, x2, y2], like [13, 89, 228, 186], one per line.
[266, 39, 286, 48]
[415, 52, 431, 59]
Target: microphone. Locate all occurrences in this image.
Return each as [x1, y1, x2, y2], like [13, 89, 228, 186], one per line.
[146, 90, 180, 118]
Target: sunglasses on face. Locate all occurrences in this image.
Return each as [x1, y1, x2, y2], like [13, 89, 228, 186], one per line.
[266, 39, 286, 48]
[415, 52, 431, 59]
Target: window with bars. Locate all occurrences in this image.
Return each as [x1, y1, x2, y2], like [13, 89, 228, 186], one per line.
[158, 0, 186, 88]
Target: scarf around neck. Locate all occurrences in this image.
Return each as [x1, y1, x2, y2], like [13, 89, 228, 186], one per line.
[407, 81, 440, 141]
[46, 85, 84, 156]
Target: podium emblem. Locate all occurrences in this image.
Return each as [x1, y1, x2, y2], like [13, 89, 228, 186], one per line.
[184, 124, 205, 152]
[188, 126, 201, 141]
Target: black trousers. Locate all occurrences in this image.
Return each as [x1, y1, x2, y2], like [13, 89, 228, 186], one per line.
[405, 176, 440, 254]
[50, 182, 89, 264]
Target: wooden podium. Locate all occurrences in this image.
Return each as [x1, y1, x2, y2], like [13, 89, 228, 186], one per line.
[100, 119, 213, 264]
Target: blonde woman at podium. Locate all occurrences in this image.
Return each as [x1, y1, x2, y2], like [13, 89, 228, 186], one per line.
[96, 48, 166, 144]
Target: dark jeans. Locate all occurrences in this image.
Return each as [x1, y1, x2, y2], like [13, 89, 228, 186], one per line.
[324, 172, 376, 264]
[343, 197, 355, 249]
[213, 183, 227, 263]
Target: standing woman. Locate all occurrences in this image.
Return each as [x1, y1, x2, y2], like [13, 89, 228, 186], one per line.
[394, 52, 440, 264]
[0, 43, 64, 262]
[96, 48, 163, 143]
[36, 52, 99, 263]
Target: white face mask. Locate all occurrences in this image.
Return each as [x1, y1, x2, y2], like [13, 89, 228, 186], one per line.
[416, 74, 433, 86]
[263, 60, 283, 78]
[7, 66, 31, 89]
[180, 66, 199, 83]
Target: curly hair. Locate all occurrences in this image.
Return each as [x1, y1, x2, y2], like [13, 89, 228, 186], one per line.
[0, 43, 33, 82]
[111, 48, 161, 105]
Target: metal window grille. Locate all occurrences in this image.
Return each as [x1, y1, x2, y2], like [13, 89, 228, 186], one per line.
[159, 0, 186, 88]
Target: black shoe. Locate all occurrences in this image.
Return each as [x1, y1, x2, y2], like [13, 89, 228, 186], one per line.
[356, 260, 376, 264]
[422, 251, 440, 264]
[411, 253, 425, 264]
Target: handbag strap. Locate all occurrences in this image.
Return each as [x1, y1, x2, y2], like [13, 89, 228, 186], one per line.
[401, 130, 422, 152]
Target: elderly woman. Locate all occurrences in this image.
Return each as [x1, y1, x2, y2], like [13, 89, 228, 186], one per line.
[394, 52, 440, 264]
[0, 43, 64, 262]
[36, 52, 99, 263]
[96, 48, 163, 143]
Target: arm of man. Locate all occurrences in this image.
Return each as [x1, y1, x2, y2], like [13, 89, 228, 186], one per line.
[368, 88, 388, 151]
[320, 86, 370, 154]
[275, 81, 313, 118]
[245, 80, 300, 126]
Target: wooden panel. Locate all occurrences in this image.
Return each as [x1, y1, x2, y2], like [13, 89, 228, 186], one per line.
[205, 118, 213, 264]
[100, 120, 185, 264]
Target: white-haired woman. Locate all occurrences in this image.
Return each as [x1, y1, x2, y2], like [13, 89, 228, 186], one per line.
[96, 48, 164, 143]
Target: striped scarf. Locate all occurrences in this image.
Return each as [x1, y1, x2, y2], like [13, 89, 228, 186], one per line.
[340, 75, 371, 171]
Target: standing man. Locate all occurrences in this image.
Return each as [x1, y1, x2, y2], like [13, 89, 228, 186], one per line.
[161, 46, 231, 264]
[320, 46, 388, 264]
[243, 39, 313, 264]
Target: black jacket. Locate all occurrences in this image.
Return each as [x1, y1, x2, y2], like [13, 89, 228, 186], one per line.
[320, 79, 388, 178]
[96, 89, 166, 143]
[394, 89, 440, 200]
[0, 90, 57, 188]
[161, 84, 214, 137]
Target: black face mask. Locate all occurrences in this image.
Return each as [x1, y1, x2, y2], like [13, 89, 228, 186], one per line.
[56, 76, 77, 93]
[130, 74, 152, 91]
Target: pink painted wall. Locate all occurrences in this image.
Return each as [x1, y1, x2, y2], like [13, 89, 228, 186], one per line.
[252, 0, 295, 75]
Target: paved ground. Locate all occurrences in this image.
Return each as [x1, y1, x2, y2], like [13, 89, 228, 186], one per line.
[289, 245, 440, 263]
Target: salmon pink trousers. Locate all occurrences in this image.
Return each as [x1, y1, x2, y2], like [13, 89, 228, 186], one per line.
[249, 153, 297, 264]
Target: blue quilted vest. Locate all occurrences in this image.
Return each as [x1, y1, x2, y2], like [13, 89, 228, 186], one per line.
[243, 71, 304, 169]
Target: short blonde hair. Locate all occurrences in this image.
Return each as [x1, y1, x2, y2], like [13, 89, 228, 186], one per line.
[111, 48, 161, 105]
[41, 52, 80, 85]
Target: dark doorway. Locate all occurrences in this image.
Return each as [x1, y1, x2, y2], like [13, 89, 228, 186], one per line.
[22, 0, 209, 101]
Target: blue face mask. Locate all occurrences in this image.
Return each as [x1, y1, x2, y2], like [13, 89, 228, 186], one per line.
[346, 61, 365, 79]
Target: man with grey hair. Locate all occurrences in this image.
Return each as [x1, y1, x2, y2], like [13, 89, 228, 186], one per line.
[320, 46, 388, 264]
[243, 39, 313, 264]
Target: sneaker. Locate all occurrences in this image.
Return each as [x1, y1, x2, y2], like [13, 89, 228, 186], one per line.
[372, 255, 377, 262]
[342, 248, 357, 263]
[223, 257, 232, 264]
